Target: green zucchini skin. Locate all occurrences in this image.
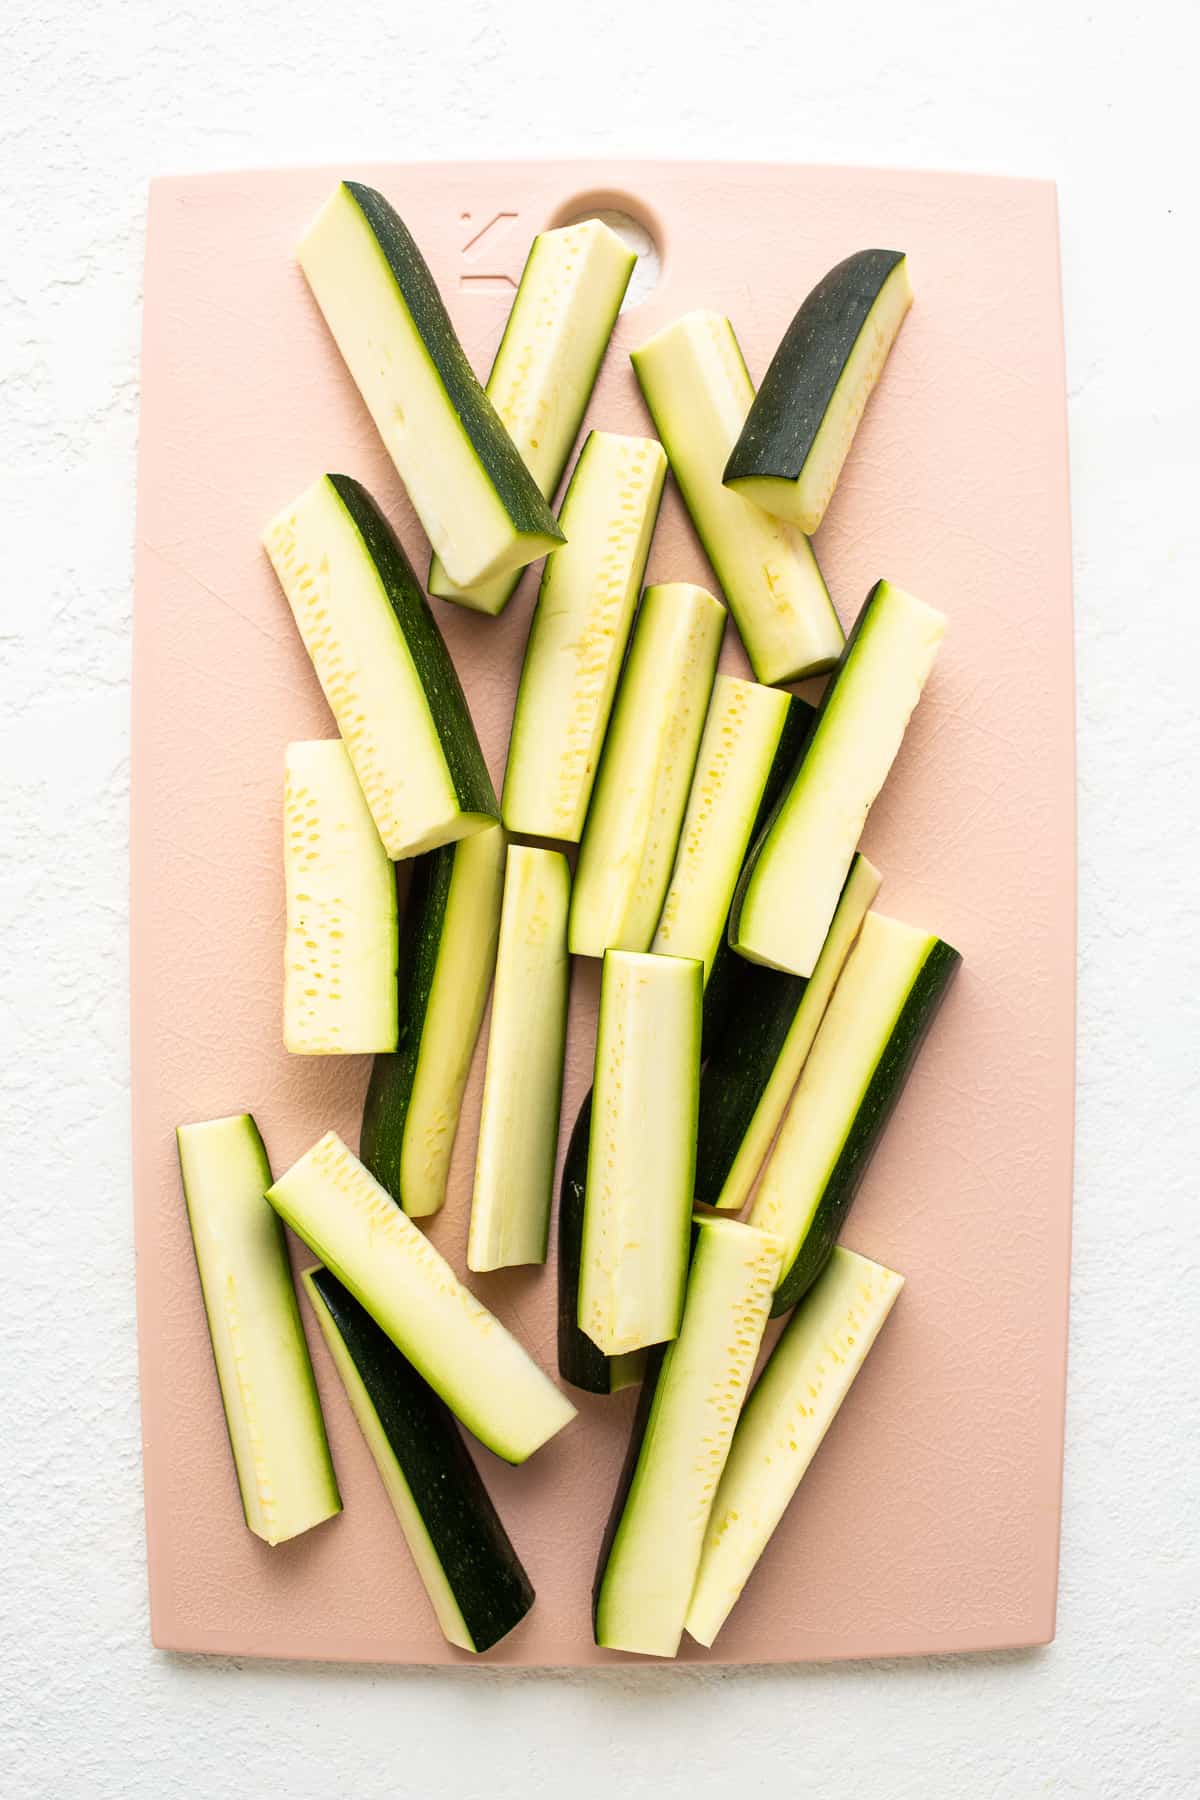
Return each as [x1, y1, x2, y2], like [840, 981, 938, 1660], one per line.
[359, 843, 462, 1210]
[343, 184, 563, 548]
[723, 250, 907, 488]
[556, 1092, 609, 1393]
[307, 1267, 534, 1653]
[772, 937, 961, 1316]
[700, 694, 815, 1053]
[695, 960, 807, 1207]
[360, 851, 451, 1201]
[326, 474, 498, 823]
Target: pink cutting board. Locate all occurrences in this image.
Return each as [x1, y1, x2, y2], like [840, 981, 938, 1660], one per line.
[132, 161, 1074, 1664]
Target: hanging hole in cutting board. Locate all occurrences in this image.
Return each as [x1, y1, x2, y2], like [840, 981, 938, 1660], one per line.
[549, 198, 662, 310]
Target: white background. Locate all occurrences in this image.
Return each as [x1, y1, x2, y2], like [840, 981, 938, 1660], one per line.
[3, 2, 1197, 1795]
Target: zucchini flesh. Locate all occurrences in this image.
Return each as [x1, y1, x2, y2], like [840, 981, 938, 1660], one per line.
[361, 822, 505, 1219]
[578, 951, 702, 1357]
[696, 853, 881, 1211]
[724, 251, 913, 534]
[730, 579, 945, 977]
[502, 431, 667, 841]
[651, 675, 805, 994]
[429, 221, 637, 613]
[593, 1218, 781, 1656]
[468, 845, 570, 1271]
[685, 1248, 903, 1647]
[303, 1267, 534, 1653]
[176, 1114, 341, 1545]
[568, 583, 725, 958]
[630, 311, 844, 684]
[283, 739, 398, 1054]
[266, 1132, 576, 1463]
[264, 474, 498, 860]
[298, 182, 563, 589]
[749, 912, 961, 1314]
[556, 1091, 647, 1395]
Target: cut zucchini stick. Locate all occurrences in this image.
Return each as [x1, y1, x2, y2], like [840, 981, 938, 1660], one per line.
[468, 845, 571, 1271]
[298, 182, 563, 590]
[730, 580, 945, 977]
[503, 432, 667, 841]
[686, 1248, 902, 1647]
[557, 1093, 647, 1395]
[697, 695, 816, 1052]
[429, 221, 637, 613]
[750, 912, 961, 1313]
[264, 474, 498, 860]
[267, 1133, 576, 1463]
[724, 251, 914, 534]
[361, 822, 505, 1219]
[283, 740, 398, 1054]
[594, 1218, 782, 1657]
[176, 1114, 341, 1545]
[631, 311, 844, 684]
[579, 951, 702, 1356]
[697, 854, 881, 1212]
[651, 677, 809, 989]
[303, 1267, 534, 1653]
[569, 583, 725, 958]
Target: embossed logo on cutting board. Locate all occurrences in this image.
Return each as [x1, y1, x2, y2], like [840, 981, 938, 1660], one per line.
[458, 211, 519, 290]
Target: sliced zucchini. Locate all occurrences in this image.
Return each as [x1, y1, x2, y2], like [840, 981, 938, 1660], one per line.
[685, 1247, 903, 1648]
[557, 1093, 646, 1395]
[730, 580, 945, 977]
[298, 182, 563, 590]
[468, 845, 570, 1271]
[264, 474, 498, 860]
[568, 583, 725, 958]
[630, 311, 843, 684]
[267, 1132, 576, 1463]
[283, 739, 398, 1054]
[724, 250, 913, 535]
[696, 853, 881, 1212]
[176, 1114, 340, 1545]
[750, 911, 961, 1313]
[593, 1218, 782, 1657]
[578, 951, 702, 1357]
[361, 821, 505, 1219]
[429, 220, 636, 613]
[303, 1267, 534, 1653]
[697, 694, 816, 1052]
[502, 432, 667, 841]
[650, 676, 809, 995]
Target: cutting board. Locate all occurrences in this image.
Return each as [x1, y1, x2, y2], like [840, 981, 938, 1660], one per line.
[132, 161, 1074, 1664]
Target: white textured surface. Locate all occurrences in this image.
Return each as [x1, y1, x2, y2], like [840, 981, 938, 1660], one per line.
[2, 1, 1196, 1794]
